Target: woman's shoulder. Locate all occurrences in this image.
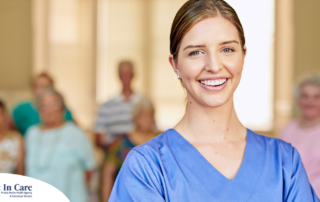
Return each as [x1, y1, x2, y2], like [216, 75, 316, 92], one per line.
[248, 129, 295, 159]
[63, 122, 84, 134]
[249, 129, 291, 146]
[120, 132, 171, 179]
[25, 125, 40, 136]
[133, 129, 175, 153]
[126, 129, 178, 169]
[62, 122, 91, 140]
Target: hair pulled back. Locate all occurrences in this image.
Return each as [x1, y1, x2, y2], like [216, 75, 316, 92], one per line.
[170, 0, 245, 60]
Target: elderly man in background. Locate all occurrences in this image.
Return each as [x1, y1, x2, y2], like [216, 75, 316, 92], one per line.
[95, 61, 142, 148]
[12, 73, 74, 135]
[281, 74, 320, 197]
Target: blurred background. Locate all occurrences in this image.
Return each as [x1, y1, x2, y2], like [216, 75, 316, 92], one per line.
[0, 0, 319, 136]
[1, 0, 320, 201]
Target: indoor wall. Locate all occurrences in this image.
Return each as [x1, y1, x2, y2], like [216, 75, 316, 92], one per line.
[0, 0, 32, 110]
[1, 0, 319, 136]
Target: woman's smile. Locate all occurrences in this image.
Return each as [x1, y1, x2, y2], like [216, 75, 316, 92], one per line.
[198, 78, 229, 92]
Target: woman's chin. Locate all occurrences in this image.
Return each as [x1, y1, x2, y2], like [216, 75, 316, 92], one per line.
[303, 113, 320, 121]
[199, 98, 228, 108]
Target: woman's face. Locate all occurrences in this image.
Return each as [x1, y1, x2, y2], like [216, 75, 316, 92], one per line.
[170, 17, 246, 108]
[39, 93, 64, 125]
[298, 84, 320, 120]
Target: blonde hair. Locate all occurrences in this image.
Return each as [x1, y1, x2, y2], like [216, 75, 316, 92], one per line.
[170, 0, 245, 61]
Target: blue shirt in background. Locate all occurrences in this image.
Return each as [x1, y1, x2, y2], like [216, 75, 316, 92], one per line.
[12, 101, 73, 135]
[110, 128, 319, 202]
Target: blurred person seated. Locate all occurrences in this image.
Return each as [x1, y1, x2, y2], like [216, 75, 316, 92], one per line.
[101, 99, 159, 201]
[95, 61, 142, 148]
[0, 100, 24, 175]
[12, 72, 74, 136]
[25, 88, 96, 202]
[281, 74, 320, 196]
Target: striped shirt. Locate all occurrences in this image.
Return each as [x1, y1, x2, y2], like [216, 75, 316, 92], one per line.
[94, 93, 142, 142]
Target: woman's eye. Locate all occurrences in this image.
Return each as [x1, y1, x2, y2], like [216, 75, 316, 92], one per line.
[222, 48, 233, 53]
[189, 51, 201, 56]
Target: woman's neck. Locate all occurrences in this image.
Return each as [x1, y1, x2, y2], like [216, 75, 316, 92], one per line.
[41, 120, 65, 130]
[175, 98, 246, 144]
[300, 115, 320, 128]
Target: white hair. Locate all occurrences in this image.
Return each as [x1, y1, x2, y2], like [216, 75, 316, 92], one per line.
[132, 98, 154, 119]
[294, 74, 320, 100]
[37, 88, 66, 110]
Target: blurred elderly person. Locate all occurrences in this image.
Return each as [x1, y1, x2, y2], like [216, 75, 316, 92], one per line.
[281, 74, 320, 196]
[95, 61, 142, 148]
[25, 88, 96, 202]
[0, 100, 24, 174]
[12, 73, 74, 135]
[101, 99, 158, 201]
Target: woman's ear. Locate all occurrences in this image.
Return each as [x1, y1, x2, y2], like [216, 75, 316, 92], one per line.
[169, 55, 180, 77]
[243, 46, 247, 57]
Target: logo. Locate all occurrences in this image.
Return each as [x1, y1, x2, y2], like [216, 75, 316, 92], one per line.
[0, 174, 69, 202]
[0, 184, 33, 198]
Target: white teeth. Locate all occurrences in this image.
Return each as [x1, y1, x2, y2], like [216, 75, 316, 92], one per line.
[200, 79, 227, 86]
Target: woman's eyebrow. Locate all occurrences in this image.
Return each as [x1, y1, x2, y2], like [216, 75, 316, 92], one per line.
[219, 40, 239, 45]
[183, 44, 206, 51]
[183, 40, 239, 51]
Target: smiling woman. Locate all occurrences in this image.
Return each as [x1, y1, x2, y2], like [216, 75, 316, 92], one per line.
[108, 1, 319, 201]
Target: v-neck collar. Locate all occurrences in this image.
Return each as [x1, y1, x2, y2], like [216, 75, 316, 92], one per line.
[170, 128, 249, 182]
[168, 128, 264, 201]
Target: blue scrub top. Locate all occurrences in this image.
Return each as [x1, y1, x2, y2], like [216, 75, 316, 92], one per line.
[109, 129, 319, 202]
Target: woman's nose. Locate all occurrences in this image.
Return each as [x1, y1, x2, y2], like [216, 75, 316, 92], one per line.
[204, 53, 221, 73]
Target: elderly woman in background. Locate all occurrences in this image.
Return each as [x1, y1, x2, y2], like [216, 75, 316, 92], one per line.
[12, 73, 74, 136]
[101, 99, 158, 201]
[281, 74, 320, 196]
[0, 100, 24, 174]
[25, 88, 96, 202]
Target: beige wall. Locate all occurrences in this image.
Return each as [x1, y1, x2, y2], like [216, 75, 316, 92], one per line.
[294, 0, 320, 79]
[0, 0, 32, 90]
[32, 0, 97, 130]
[149, 0, 188, 129]
[273, 0, 295, 137]
[0, 0, 32, 110]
